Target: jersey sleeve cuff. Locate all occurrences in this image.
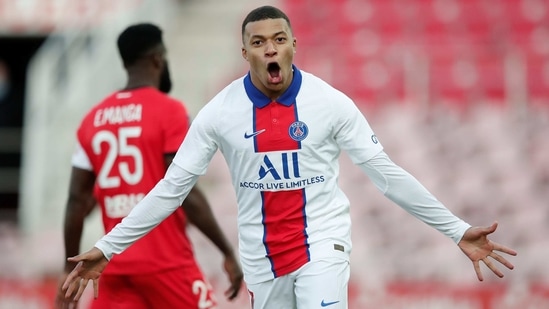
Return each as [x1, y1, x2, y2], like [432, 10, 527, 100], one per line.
[94, 241, 113, 261]
[451, 222, 472, 244]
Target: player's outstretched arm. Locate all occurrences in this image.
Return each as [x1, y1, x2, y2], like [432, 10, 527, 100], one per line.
[359, 152, 517, 280]
[458, 221, 517, 281]
[62, 247, 109, 302]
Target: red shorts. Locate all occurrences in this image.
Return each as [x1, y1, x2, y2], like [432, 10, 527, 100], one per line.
[88, 266, 217, 309]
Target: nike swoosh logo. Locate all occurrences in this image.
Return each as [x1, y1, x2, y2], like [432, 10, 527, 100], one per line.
[244, 129, 266, 139]
[321, 300, 340, 307]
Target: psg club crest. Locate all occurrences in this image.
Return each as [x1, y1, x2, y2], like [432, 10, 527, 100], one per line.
[288, 121, 309, 141]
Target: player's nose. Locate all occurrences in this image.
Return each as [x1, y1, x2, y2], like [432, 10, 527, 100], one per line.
[264, 41, 277, 57]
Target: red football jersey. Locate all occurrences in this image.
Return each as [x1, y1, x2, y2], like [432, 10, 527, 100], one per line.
[76, 87, 196, 274]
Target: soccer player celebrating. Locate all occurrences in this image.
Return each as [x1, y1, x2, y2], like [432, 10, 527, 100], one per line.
[62, 7, 516, 309]
[55, 23, 242, 309]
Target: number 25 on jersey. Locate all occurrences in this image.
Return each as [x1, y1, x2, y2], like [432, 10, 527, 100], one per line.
[92, 127, 143, 189]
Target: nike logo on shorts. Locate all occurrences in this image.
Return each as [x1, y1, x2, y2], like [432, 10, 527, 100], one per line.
[321, 299, 340, 307]
[244, 129, 266, 139]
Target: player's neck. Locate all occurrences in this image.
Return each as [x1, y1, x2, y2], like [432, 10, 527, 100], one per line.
[125, 76, 157, 91]
[124, 67, 159, 90]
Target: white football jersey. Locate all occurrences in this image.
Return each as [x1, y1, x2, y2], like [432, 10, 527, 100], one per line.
[174, 66, 383, 284]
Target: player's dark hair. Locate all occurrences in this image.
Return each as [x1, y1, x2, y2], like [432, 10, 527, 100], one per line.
[241, 6, 292, 40]
[117, 23, 163, 67]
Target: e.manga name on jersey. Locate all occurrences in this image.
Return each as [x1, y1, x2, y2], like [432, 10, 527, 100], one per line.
[94, 103, 142, 127]
[239, 152, 325, 190]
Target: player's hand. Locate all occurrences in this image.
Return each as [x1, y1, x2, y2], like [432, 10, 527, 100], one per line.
[458, 221, 517, 281]
[223, 254, 243, 300]
[55, 271, 79, 309]
[62, 247, 109, 302]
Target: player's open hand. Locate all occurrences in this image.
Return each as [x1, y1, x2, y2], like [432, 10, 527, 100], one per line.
[223, 254, 244, 300]
[458, 221, 517, 281]
[62, 247, 109, 302]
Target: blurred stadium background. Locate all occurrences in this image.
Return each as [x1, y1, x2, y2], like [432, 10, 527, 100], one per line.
[0, 0, 548, 308]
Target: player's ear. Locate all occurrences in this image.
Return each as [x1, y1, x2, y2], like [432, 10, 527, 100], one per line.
[242, 47, 248, 62]
[151, 52, 164, 68]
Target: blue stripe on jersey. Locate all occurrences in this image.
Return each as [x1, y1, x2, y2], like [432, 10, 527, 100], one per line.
[252, 106, 259, 153]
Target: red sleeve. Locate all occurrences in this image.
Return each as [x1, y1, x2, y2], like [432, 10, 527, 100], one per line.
[162, 98, 190, 154]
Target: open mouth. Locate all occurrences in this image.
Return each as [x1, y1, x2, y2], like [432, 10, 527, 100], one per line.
[267, 62, 282, 83]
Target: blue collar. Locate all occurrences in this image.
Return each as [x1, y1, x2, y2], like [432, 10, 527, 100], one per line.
[244, 64, 302, 108]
